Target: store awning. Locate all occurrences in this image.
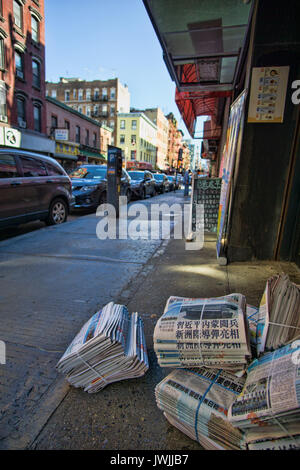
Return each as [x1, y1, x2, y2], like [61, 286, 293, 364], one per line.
[79, 149, 106, 162]
[143, 0, 253, 136]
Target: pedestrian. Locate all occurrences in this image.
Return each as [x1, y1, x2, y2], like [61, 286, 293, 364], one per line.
[183, 170, 190, 197]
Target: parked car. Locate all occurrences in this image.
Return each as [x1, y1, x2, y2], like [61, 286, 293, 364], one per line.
[0, 149, 74, 229]
[153, 173, 170, 193]
[167, 175, 176, 191]
[70, 165, 132, 210]
[127, 170, 156, 199]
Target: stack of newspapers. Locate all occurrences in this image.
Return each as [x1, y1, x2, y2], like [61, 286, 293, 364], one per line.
[155, 367, 246, 450]
[228, 343, 300, 450]
[256, 274, 300, 355]
[153, 295, 251, 372]
[57, 302, 149, 392]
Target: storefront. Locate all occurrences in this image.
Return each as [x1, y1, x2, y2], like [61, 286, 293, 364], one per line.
[53, 141, 79, 172]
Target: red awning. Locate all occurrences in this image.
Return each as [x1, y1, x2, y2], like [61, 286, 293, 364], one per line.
[175, 88, 231, 137]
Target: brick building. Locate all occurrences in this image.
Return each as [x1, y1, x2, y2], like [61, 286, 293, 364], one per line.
[0, 0, 53, 154]
[46, 96, 110, 171]
[46, 77, 130, 146]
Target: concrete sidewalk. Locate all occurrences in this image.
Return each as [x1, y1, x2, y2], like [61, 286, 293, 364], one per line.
[30, 217, 300, 450]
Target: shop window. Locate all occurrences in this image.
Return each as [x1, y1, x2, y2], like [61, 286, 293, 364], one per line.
[17, 95, 26, 127]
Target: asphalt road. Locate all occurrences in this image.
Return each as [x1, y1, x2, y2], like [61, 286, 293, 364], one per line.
[0, 190, 192, 450]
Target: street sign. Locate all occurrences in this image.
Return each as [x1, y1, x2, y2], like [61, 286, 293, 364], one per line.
[0, 127, 21, 148]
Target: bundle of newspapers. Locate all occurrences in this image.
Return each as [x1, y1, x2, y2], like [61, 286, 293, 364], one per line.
[155, 367, 246, 450]
[153, 295, 251, 372]
[57, 302, 149, 392]
[256, 274, 300, 355]
[228, 342, 300, 450]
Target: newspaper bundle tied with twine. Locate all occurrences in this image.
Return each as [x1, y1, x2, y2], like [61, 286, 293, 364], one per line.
[155, 367, 246, 450]
[257, 274, 300, 355]
[153, 295, 252, 372]
[228, 343, 300, 450]
[57, 302, 149, 392]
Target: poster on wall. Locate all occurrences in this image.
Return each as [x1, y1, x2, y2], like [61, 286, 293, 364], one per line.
[247, 66, 289, 123]
[216, 90, 247, 261]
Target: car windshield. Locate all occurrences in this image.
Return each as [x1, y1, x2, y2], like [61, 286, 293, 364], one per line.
[69, 167, 107, 179]
[154, 174, 164, 180]
[128, 171, 144, 180]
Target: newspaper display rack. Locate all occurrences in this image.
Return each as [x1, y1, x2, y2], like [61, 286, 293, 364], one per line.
[57, 302, 149, 392]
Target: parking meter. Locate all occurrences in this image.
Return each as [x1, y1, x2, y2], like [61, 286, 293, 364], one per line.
[107, 145, 123, 218]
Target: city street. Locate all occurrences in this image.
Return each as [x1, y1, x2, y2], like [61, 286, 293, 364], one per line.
[0, 191, 190, 450]
[1, 190, 300, 450]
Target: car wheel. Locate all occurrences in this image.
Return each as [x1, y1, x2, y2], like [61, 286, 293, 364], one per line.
[46, 198, 68, 225]
[99, 191, 107, 205]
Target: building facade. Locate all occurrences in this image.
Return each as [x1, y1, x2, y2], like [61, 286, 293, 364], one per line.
[117, 112, 157, 168]
[46, 97, 106, 171]
[46, 77, 130, 146]
[0, 0, 53, 154]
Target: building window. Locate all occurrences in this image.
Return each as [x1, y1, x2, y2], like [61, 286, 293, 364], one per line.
[78, 106, 82, 114]
[131, 135, 136, 145]
[65, 90, 70, 101]
[120, 135, 125, 144]
[93, 105, 98, 116]
[0, 38, 5, 70]
[33, 104, 41, 132]
[32, 59, 40, 88]
[31, 15, 39, 42]
[15, 50, 24, 79]
[131, 120, 137, 130]
[51, 90, 57, 98]
[85, 129, 89, 146]
[86, 106, 91, 117]
[17, 96, 26, 125]
[94, 88, 99, 99]
[131, 150, 136, 160]
[78, 89, 83, 101]
[51, 115, 57, 129]
[73, 89, 76, 99]
[93, 132, 97, 147]
[110, 87, 116, 99]
[102, 104, 107, 116]
[64, 120, 70, 130]
[13, 1, 23, 29]
[102, 88, 107, 99]
[110, 105, 115, 116]
[120, 120, 125, 129]
[86, 89, 91, 100]
[110, 120, 114, 129]
[75, 126, 80, 143]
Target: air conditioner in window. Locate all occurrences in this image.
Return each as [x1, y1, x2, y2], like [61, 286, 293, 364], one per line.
[18, 118, 27, 128]
[0, 115, 8, 123]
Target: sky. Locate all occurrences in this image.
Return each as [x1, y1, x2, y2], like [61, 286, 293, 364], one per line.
[44, 0, 206, 153]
